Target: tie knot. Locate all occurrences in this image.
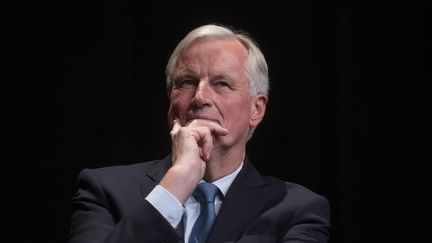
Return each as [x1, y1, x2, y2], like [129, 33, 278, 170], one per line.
[193, 182, 222, 203]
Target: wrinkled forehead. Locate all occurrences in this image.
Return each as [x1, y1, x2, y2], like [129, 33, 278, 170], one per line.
[175, 37, 249, 77]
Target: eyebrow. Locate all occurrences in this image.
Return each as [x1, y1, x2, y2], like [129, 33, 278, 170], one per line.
[174, 69, 196, 78]
[175, 69, 234, 80]
[210, 74, 232, 82]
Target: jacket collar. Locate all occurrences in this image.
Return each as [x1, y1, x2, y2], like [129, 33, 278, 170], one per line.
[207, 157, 286, 243]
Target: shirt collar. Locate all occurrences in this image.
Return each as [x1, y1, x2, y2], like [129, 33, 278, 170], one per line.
[200, 162, 244, 197]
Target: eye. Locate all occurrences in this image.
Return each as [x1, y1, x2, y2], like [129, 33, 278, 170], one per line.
[174, 78, 196, 88]
[215, 80, 232, 89]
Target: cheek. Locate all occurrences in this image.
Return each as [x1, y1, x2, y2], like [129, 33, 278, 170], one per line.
[168, 92, 192, 119]
[222, 99, 252, 125]
[168, 100, 182, 116]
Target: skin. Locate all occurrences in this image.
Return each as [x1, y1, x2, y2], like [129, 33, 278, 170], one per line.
[159, 37, 268, 204]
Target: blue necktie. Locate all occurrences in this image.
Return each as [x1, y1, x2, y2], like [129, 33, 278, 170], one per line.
[188, 182, 222, 243]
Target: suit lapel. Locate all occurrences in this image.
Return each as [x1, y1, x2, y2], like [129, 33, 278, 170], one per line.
[207, 158, 286, 243]
[139, 156, 172, 198]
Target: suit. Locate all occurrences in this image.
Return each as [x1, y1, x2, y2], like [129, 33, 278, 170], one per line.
[69, 155, 330, 243]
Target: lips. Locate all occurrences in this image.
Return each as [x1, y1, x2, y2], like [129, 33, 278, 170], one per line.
[186, 115, 219, 124]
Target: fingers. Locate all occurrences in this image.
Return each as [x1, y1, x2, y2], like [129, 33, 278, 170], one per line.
[198, 129, 213, 161]
[170, 119, 181, 139]
[185, 119, 229, 137]
[209, 125, 229, 137]
[170, 118, 228, 162]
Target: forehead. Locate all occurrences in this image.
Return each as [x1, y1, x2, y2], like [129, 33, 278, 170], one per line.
[177, 37, 249, 71]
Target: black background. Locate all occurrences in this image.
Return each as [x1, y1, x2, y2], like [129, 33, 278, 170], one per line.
[8, 1, 428, 242]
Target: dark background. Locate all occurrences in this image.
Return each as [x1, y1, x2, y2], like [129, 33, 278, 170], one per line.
[8, 1, 428, 242]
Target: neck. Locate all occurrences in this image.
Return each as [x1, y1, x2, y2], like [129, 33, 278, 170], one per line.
[203, 146, 245, 182]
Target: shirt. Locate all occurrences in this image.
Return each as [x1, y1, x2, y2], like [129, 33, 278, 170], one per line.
[146, 162, 244, 242]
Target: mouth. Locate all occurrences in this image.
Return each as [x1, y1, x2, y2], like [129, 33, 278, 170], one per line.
[186, 116, 219, 124]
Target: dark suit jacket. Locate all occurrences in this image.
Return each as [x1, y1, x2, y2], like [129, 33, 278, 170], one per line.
[69, 156, 330, 243]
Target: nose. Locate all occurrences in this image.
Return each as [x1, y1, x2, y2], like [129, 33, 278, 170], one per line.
[192, 81, 212, 108]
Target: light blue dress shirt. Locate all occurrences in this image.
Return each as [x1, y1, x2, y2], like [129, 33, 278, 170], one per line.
[146, 163, 244, 242]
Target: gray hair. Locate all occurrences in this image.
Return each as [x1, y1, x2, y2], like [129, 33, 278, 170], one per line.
[165, 24, 269, 96]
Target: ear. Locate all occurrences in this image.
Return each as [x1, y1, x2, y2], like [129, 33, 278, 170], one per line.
[249, 94, 268, 128]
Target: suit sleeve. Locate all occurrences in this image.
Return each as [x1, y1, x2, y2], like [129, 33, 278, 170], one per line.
[235, 184, 331, 243]
[69, 169, 182, 243]
[279, 194, 331, 243]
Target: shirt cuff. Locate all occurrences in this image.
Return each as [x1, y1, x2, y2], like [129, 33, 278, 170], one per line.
[145, 185, 184, 228]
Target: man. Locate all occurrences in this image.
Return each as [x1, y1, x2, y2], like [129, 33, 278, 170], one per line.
[69, 24, 330, 243]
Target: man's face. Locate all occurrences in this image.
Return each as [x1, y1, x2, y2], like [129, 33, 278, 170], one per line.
[167, 37, 266, 149]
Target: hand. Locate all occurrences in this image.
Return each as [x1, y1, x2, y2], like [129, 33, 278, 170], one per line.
[159, 119, 228, 203]
[171, 119, 228, 164]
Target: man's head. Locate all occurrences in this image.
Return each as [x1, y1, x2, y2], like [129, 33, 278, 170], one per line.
[166, 24, 269, 149]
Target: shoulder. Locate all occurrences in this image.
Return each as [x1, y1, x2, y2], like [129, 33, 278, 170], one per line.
[259, 172, 327, 204]
[260, 175, 330, 213]
[260, 179, 330, 228]
[283, 181, 328, 205]
[76, 156, 171, 188]
[275, 180, 330, 224]
[86, 158, 167, 176]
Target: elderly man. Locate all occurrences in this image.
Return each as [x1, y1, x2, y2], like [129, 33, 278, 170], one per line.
[69, 24, 330, 243]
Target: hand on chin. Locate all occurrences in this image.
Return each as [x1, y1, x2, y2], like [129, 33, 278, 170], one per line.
[184, 118, 229, 138]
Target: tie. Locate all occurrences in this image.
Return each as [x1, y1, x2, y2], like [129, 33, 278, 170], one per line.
[188, 182, 222, 243]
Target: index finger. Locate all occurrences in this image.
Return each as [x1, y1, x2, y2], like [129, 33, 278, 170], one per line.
[186, 119, 229, 136]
